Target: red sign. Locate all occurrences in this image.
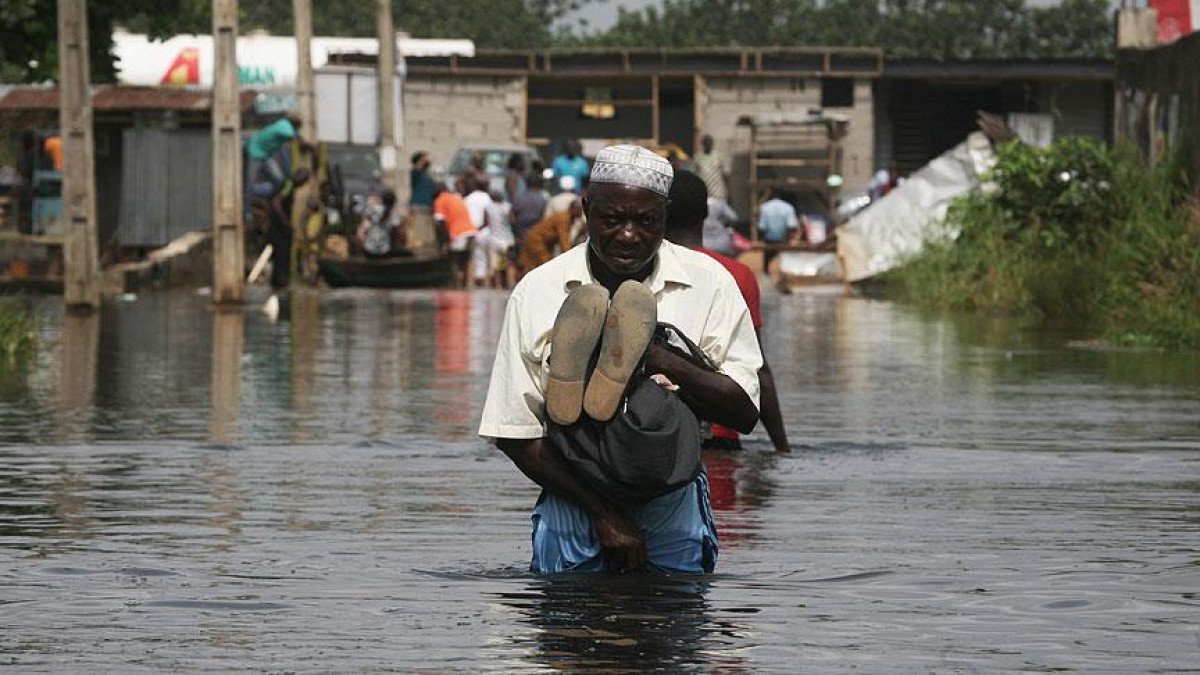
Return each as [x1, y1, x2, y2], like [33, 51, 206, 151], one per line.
[160, 47, 200, 85]
[1150, 0, 1199, 43]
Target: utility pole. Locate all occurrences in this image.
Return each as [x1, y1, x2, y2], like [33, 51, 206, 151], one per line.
[211, 0, 243, 304]
[293, 0, 317, 280]
[293, 0, 316, 140]
[57, 0, 100, 310]
[377, 0, 400, 193]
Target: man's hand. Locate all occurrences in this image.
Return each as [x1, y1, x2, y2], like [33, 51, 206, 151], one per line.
[592, 507, 647, 571]
[499, 437, 648, 570]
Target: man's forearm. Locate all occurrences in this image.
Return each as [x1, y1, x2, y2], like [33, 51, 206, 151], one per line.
[645, 344, 758, 433]
[497, 437, 618, 518]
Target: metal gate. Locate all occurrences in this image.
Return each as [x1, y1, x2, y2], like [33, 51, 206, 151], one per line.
[119, 128, 212, 247]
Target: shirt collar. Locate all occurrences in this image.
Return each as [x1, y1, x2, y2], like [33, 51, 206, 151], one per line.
[563, 240, 694, 294]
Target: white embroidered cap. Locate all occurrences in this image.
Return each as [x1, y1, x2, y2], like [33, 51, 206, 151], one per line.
[588, 144, 673, 197]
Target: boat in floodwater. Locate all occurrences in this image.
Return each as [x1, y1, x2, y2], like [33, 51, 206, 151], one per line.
[316, 249, 452, 288]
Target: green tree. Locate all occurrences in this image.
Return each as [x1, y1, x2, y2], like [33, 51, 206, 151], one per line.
[0, 0, 587, 84]
[581, 0, 1113, 59]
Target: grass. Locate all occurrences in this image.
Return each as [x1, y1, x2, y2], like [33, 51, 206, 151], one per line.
[883, 137, 1200, 349]
[0, 299, 37, 360]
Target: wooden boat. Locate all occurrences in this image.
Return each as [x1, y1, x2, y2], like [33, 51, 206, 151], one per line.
[317, 249, 452, 288]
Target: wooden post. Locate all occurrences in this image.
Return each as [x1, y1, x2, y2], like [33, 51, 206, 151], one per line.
[211, 0, 244, 304]
[57, 0, 100, 310]
[377, 0, 400, 193]
[293, 0, 316, 140]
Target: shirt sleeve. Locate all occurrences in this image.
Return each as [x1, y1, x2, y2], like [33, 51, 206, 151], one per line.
[698, 274, 762, 410]
[478, 290, 547, 441]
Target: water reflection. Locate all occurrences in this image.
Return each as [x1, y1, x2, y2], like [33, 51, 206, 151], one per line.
[54, 312, 99, 439]
[209, 308, 244, 445]
[1, 289, 1197, 671]
[703, 449, 779, 550]
[492, 575, 749, 672]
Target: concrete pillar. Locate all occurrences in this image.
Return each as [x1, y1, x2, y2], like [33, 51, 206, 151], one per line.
[57, 0, 100, 310]
[293, 0, 316, 140]
[377, 0, 400, 193]
[211, 0, 244, 304]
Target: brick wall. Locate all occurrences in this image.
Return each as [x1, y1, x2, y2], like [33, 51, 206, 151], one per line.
[402, 74, 525, 171]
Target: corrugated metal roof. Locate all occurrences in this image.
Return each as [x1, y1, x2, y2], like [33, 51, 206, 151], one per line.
[0, 86, 258, 112]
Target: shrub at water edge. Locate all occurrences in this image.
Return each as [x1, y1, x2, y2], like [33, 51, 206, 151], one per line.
[0, 300, 37, 360]
[883, 137, 1200, 349]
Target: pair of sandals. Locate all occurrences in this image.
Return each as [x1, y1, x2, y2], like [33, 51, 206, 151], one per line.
[546, 281, 657, 426]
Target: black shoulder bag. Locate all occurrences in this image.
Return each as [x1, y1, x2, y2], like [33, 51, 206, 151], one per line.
[546, 323, 716, 505]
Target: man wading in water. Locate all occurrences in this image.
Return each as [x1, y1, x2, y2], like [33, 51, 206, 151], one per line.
[479, 145, 762, 573]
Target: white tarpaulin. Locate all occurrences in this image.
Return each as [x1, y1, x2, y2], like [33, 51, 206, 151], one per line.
[837, 132, 996, 283]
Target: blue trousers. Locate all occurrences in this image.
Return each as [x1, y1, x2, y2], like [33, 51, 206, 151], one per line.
[530, 473, 718, 574]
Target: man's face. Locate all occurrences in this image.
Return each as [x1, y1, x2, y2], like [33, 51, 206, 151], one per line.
[584, 183, 666, 277]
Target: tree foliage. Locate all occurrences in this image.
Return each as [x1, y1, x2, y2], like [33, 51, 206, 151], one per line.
[573, 0, 1113, 59]
[0, 0, 1113, 84]
[0, 0, 581, 84]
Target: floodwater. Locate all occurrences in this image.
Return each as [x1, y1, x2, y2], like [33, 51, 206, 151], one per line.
[1, 287, 1198, 671]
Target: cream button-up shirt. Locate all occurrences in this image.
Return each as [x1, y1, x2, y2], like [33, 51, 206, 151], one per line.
[478, 240, 763, 442]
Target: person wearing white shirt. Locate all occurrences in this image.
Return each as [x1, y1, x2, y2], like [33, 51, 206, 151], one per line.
[479, 145, 761, 574]
[464, 180, 494, 287]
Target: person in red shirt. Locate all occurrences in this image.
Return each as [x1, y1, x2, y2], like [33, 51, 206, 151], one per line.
[665, 170, 790, 453]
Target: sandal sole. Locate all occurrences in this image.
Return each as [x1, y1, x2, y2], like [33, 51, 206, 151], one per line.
[545, 284, 610, 425]
[583, 280, 657, 422]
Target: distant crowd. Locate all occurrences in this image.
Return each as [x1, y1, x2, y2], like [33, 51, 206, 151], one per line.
[356, 135, 773, 290]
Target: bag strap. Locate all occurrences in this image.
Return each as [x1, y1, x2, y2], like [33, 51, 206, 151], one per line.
[652, 322, 717, 372]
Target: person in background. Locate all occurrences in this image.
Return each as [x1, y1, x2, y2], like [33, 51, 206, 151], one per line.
[357, 189, 401, 258]
[691, 133, 727, 202]
[510, 172, 548, 262]
[464, 173, 492, 230]
[464, 174, 494, 288]
[869, 162, 904, 199]
[408, 151, 438, 249]
[246, 112, 312, 195]
[483, 189, 515, 288]
[433, 180, 477, 288]
[666, 170, 790, 453]
[702, 195, 738, 257]
[543, 178, 583, 219]
[410, 151, 437, 208]
[42, 136, 63, 170]
[469, 150, 491, 191]
[516, 199, 584, 277]
[550, 140, 589, 195]
[266, 166, 311, 293]
[757, 187, 799, 275]
[505, 154, 527, 202]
